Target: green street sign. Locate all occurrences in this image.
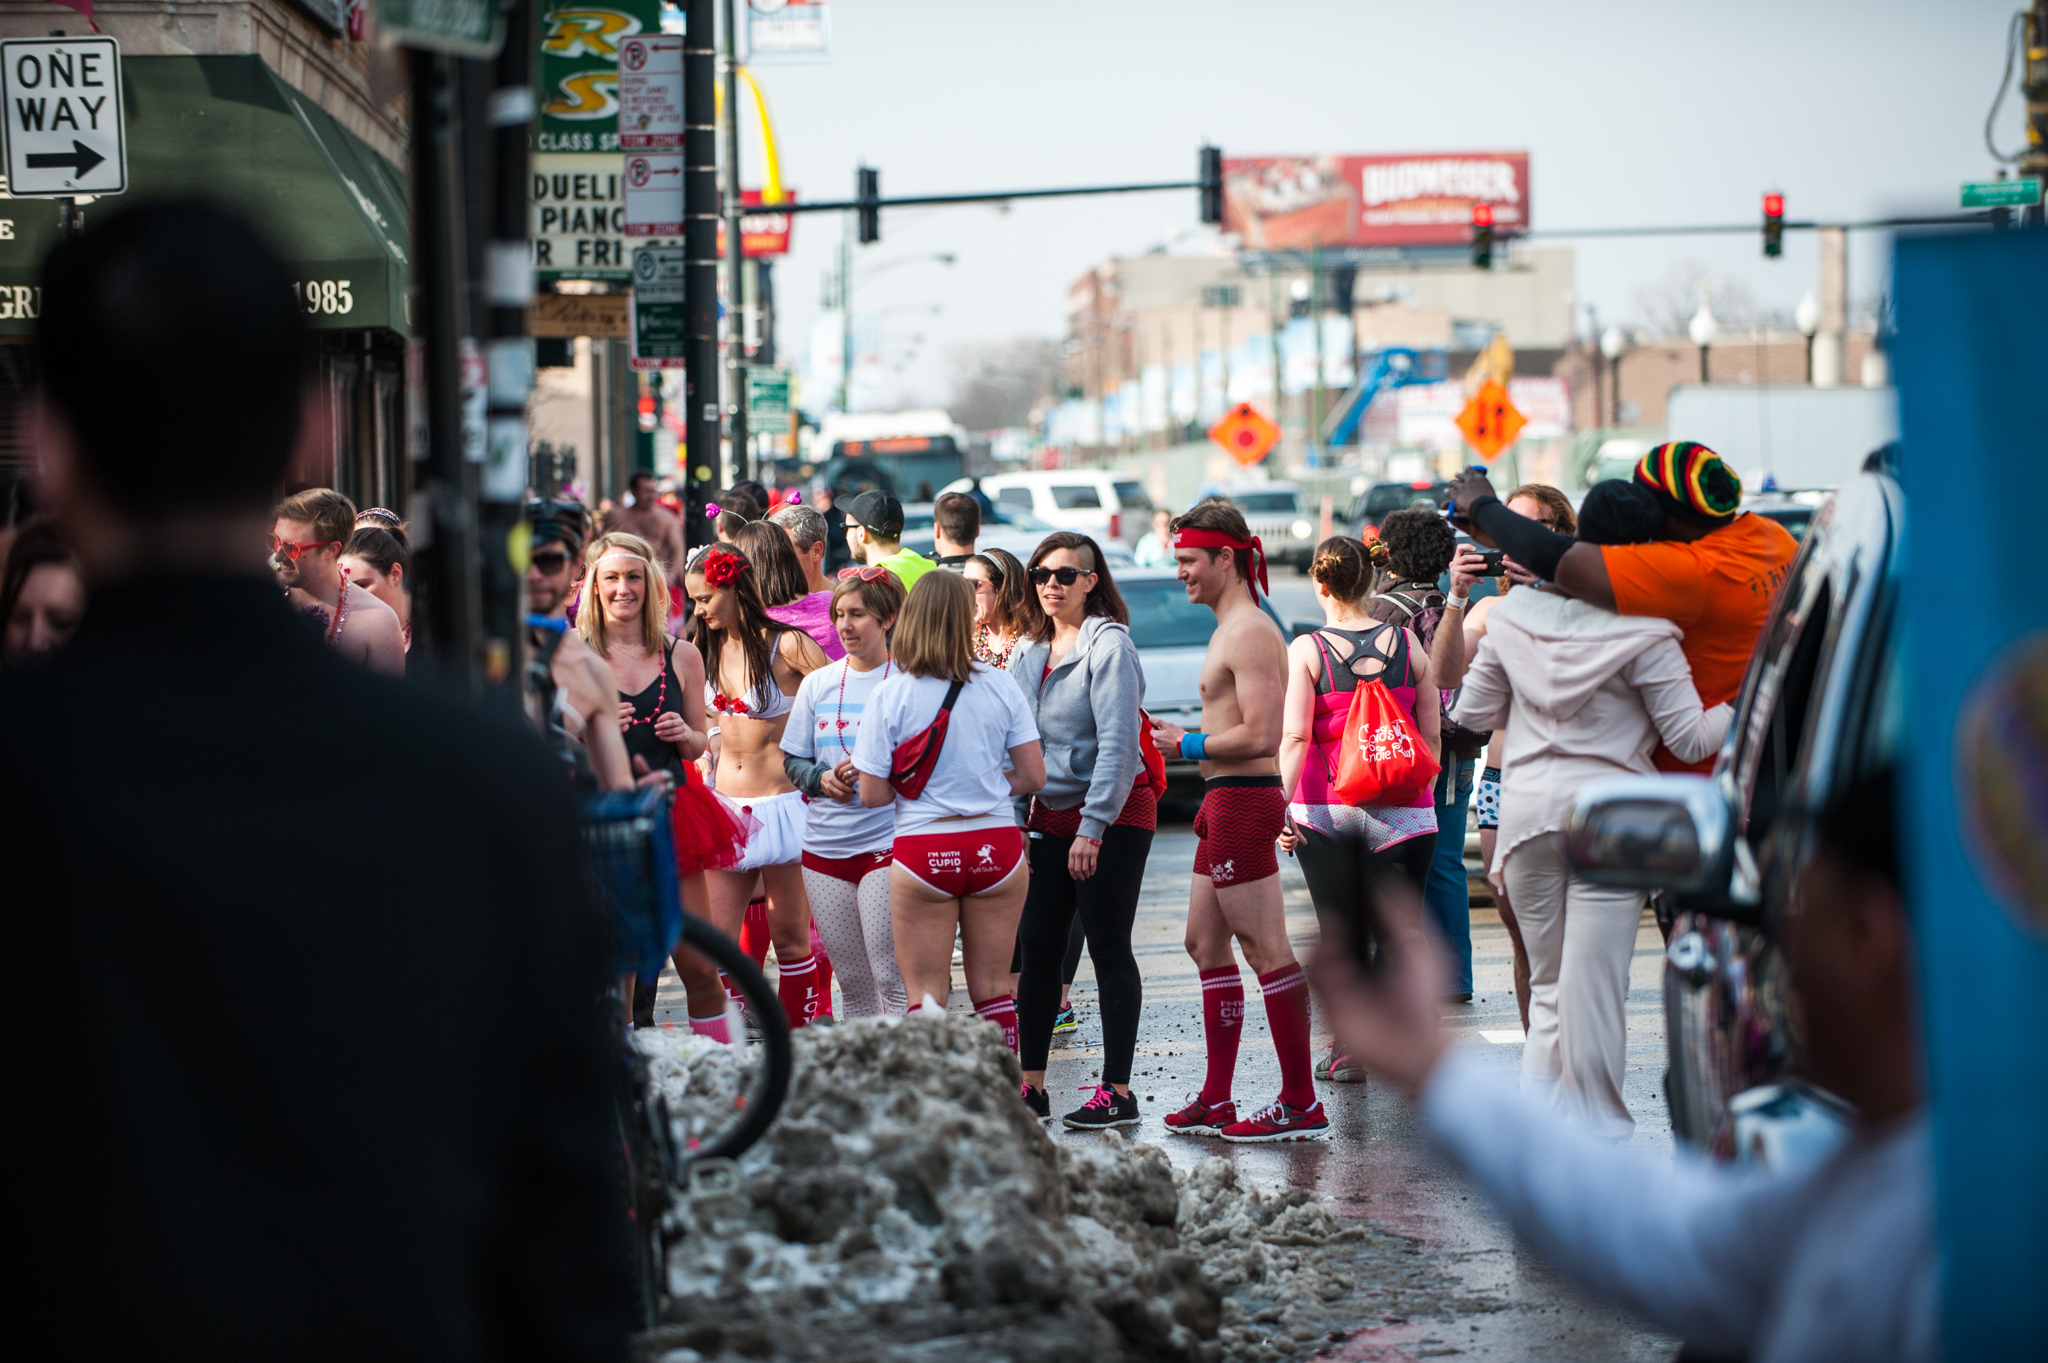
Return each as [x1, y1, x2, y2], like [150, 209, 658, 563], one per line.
[1962, 178, 2042, 208]
[630, 243, 684, 370]
[748, 368, 791, 419]
[376, 0, 504, 58]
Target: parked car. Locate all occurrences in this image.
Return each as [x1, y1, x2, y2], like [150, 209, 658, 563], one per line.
[896, 501, 1136, 568]
[1743, 488, 1830, 542]
[1566, 458, 1903, 1163]
[1118, 567, 1287, 778]
[1197, 480, 1317, 571]
[1350, 479, 1453, 535]
[980, 470, 1152, 545]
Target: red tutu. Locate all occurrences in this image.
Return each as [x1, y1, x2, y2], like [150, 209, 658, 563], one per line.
[671, 765, 749, 876]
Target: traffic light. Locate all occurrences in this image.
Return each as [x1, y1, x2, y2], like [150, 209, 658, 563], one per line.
[856, 165, 880, 244]
[1762, 191, 1784, 258]
[1470, 202, 1493, 269]
[1199, 145, 1223, 225]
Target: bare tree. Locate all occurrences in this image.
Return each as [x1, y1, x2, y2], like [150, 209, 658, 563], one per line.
[948, 337, 1065, 431]
[1629, 260, 1791, 336]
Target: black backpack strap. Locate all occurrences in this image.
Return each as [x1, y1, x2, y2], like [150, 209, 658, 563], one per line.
[940, 678, 965, 713]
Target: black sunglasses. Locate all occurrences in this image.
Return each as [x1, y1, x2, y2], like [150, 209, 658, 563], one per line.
[530, 549, 571, 574]
[1030, 566, 1093, 587]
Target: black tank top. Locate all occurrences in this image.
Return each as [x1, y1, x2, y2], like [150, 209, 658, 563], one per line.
[619, 640, 687, 777]
[1312, 623, 1415, 695]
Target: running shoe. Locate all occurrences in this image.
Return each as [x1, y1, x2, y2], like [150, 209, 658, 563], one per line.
[1052, 1002, 1079, 1033]
[1313, 1043, 1368, 1084]
[1020, 1082, 1051, 1120]
[1062, 1085, 1140, 1131]
[1220, 1098, 1330, 1144]
[1162, 1093, 1237, 1136]
[743, 1010, 765, 1043]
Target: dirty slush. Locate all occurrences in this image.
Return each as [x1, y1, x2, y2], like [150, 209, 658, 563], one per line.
[632, 1016, 1501, 1363]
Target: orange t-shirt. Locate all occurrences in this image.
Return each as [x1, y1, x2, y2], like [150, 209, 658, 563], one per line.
[1601, 513, 1800, 772]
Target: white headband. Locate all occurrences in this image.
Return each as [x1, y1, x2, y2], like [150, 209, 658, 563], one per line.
[594, 551, 652, 570]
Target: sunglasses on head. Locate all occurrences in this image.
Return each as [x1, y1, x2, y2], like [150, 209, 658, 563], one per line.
[529, 549, 572, 574]
[837, 564, 890, 582]
[270, 535, 340, 562]
[1029, 566, 1093, 587]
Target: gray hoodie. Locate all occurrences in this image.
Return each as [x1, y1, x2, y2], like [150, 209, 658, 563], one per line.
[1006, 616, 1146, 841]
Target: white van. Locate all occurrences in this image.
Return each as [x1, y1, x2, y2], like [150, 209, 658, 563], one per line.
[978, 470, 1153, 545]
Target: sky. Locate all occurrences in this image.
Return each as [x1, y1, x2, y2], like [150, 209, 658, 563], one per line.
[740, 0, 2029, 412]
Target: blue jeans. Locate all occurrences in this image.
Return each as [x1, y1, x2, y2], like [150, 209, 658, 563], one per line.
[1426, 758, 1476, 995]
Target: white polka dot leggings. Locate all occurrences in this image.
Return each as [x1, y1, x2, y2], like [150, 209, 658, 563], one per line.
[801, 858, 906, 1017]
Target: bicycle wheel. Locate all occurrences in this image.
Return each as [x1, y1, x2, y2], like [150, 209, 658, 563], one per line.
[670, 914, 792, 1164]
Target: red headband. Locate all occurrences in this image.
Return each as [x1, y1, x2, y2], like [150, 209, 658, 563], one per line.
[1175, 528, 1269, 602]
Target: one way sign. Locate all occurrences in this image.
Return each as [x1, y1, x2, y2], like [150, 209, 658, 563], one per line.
[0, 36, 125, 197]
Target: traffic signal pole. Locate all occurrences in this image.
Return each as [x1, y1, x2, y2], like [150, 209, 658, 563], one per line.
[683, 0, 720, 547]
[721, 0, 748, 483]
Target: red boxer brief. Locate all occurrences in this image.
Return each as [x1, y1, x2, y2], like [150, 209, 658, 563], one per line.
[1192, 775, 1285, 886]
[801, 849, 892, 883]
[893, 826, 1026, 898]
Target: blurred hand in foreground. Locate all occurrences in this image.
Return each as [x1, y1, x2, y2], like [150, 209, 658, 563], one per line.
[1308, 880, 1452, 1093]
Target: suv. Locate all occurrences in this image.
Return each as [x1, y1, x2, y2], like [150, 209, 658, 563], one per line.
[1566, 459, 1903, 1159]
[980, 471, 1152, 545]
[1350, 480, 1453, 535]
[1200, 481, 1316, 570]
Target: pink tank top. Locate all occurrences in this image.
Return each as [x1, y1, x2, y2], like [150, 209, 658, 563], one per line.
[1295, 626, 1433, 812]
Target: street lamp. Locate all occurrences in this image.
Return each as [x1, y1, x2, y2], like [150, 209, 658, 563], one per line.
[1795, 290, 1821, 385]
[839, 249, 957, 411]
[1688, 296, 1718, 384]
[1599, 325, 1628, 426]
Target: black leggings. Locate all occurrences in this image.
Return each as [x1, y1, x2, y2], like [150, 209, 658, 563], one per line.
[1296, 826, 1438, 955]
[1015, 823, 1152, 1083]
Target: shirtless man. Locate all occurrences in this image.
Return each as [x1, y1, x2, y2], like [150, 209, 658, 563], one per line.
[272, 488, 405, 676]
[524, 499, 634, 792]
[1150, 498, 1328, 1143]
[604, 470, 687, 588]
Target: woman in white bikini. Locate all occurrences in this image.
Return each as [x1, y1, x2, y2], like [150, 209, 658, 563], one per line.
[685, 543, 831, 1028]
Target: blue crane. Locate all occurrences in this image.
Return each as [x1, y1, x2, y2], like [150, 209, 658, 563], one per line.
[1315, 346, 1449, 450]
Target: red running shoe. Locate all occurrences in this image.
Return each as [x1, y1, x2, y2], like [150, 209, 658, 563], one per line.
[1163, 1093, 1237, 1136]
[1220, 1098, 1330, 1143]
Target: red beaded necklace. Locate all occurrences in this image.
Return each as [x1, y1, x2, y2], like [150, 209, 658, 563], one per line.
[833, 655, 889, 733]
[622, 644, 667, 728]
[327, 567, 352, 643]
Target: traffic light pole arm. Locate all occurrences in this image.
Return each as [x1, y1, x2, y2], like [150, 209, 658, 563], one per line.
[780, 180, 1201, 214]
[1521, 212, 1996, 238]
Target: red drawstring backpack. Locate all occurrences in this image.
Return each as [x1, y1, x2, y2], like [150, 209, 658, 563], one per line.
[1318, 634, 1440, 806]
[1137, 708, 1168, 796]
[888, 679, 965, 799]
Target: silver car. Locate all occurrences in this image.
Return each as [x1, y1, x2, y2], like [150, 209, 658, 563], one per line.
[1119, 567, 1288, 777]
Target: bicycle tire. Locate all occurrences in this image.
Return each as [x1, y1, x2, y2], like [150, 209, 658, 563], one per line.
[671, 914, 792, 1164]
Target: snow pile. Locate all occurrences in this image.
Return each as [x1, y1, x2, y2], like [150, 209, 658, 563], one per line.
[632, 1016, 1491, 1363]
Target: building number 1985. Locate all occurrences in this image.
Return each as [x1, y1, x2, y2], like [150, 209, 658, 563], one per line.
[295, 279, 353, 315]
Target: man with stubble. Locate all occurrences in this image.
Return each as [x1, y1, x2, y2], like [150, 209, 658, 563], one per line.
[1150, 497, 1327, 1143]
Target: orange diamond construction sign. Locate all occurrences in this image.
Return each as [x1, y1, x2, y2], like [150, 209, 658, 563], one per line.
[1208, 403, 1281, 468]
[1455, 379, 1526, 461]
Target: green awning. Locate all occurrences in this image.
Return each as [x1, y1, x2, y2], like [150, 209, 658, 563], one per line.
[0, 54, 409, 335]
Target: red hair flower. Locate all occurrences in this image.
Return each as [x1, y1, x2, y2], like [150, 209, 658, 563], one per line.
[703, 549, 749, 589]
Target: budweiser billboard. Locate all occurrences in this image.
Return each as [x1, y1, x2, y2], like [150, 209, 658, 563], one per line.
[1222, 152, 1530, 249]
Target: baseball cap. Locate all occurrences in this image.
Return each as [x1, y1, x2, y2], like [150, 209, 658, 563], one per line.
[843, 488, 904, 537]
[525, 497, 588, 548]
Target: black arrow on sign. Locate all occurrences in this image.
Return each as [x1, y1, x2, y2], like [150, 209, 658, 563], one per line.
[26, 140, 105, 178]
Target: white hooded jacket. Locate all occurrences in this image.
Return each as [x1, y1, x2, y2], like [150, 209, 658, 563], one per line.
[1451, 589, 1732, 872]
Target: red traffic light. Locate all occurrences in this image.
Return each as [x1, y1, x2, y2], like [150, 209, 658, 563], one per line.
[1763, 192, 1784, 218]
[1470, 202, 1495, 227]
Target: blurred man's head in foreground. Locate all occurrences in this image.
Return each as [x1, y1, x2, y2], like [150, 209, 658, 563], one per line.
[34, 199, 306, 577]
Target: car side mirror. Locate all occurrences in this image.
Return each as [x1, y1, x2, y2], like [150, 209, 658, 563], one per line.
[1566, 775, 1732, 895]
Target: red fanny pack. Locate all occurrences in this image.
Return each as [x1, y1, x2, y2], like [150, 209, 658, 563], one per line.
[889, 678, 966, 799]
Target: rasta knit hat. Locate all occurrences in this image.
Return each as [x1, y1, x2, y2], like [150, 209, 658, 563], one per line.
[1634, 441, 1742, 525]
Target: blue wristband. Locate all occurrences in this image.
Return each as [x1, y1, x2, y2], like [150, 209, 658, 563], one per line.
[1180, 732, 1208, 761]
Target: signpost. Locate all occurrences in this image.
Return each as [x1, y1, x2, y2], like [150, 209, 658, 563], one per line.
[747, 366, 790, 419]
[617, 31, 683, 149]
[630, 242, 685, 370]
[1208, 402, 1281, 468]
[623, 151, 685, 236]
[1455, 379, 1525, 461]
[1962, 177, 2042, 208]
[0, 37, 126, 200]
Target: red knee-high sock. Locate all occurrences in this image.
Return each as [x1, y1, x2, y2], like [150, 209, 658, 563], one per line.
[973, 993, 1019, 1053]
[776, 953, 819, 1027]
[741, 897, 770, 965]
[809, 922, 835, 1020]
[1259, 963, 1316, 1109]
[1199, 966, 1245, 1105]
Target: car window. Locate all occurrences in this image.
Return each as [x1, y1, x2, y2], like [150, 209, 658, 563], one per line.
[1051, 485, 1103, 510]
[900, 513, 934, 532]
[991, 504, 1055, 532]
[1366, 483, 1445, 514]
[997, 487, 1035, 510]
[1732, 540, 1833, 846]
[1123, 579, 1218, 649]
[1114, 481, 1152, 510]
[1232, 491, 1299, 513]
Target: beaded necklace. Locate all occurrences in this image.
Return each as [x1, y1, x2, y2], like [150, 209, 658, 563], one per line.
[327, 568, 352, 642]
[622, 643, 668, 728]
[974, 623, 1017, 669]
[833, 656, 890, 736]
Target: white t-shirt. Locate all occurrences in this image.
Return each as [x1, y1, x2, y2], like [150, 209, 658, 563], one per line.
[851, 664, 1039, 836]
[781, 658, 899, 857]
